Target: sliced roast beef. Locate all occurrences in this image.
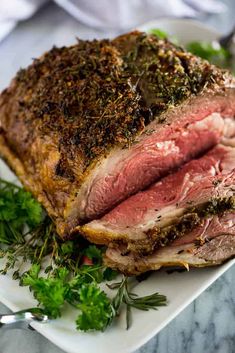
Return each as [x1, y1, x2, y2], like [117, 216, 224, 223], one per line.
[105, 212, 235, 275]
[81, 144, 235, 252]
[0, 31, 235, 237]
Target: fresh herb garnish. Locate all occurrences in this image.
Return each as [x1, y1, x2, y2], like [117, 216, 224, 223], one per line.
[83, 244, 103, 264]
[186, 41, 230, 68]
[110, 277, 167, 329]
[22, 265, 68, 318]
[21, 264, 114, 329]
[0, 178, 167, 332]
[75, 283, 114, 331]
[21, 264, 166, 331]
[148, 28, 168, 39]
[0, 178, 42, 245]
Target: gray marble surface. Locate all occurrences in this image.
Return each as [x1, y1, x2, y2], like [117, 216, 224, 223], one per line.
[0, 1, 235, 352]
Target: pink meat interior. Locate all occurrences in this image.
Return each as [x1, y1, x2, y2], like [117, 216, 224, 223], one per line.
[172, 212, 235, 247]
[76, 111, 229, 223]
[91, 144, 235, 232]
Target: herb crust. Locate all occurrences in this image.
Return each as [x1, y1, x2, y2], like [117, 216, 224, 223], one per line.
[0, 31, 229, 176]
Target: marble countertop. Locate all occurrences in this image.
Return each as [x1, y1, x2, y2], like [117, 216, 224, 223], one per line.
[0, 1, 235, 352]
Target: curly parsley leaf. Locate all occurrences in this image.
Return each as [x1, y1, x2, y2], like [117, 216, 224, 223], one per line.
[21, 265, 114, 330]
[83, 245, 103, 264]
[0, 178, 43, 245]
[15, 189, 42, 228]
[76, 283, 114, 331]
[22, 266, 69, 318]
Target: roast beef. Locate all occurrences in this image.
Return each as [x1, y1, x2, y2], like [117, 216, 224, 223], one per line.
[81, 144, 235, 253]
[105, 212, 235, 275]
[0, 31, 235, 237]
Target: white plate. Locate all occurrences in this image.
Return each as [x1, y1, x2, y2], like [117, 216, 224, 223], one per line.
[0, 19, 234, 353]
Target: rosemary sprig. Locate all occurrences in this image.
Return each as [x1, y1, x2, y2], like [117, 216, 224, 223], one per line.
[111, 277, 167, 329]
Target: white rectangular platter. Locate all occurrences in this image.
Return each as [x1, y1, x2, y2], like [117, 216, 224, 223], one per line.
[0, 19, 234, 353]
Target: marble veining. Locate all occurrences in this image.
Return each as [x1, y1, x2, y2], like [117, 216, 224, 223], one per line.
[0, 0, 235, 352]
[138, 267, 235, 353]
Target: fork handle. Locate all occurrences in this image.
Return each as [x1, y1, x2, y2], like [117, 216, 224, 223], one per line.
[0, 308, 48, 330]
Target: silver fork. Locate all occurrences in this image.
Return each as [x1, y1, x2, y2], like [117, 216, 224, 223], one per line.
[0, 308, 48, 331]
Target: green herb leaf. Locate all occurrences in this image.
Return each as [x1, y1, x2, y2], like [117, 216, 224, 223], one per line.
[22, 267, 69, 318]
[103, 267, 119, 281]
[0, 178, 43, 245]
[186, 41, 230, 68]
[61, 241, 74, 256]
[111, 277, 167, 329]
[79, 264, 104, 283]
[149, 28, 168, 39]
[83, 245, 103, 264]
[21, 263, 41, 284]
[76, 283, 113, 332]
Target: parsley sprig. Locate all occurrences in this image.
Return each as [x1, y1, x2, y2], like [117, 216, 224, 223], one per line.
[0, 178, 42, 245]
[21, 264, 167, 331]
